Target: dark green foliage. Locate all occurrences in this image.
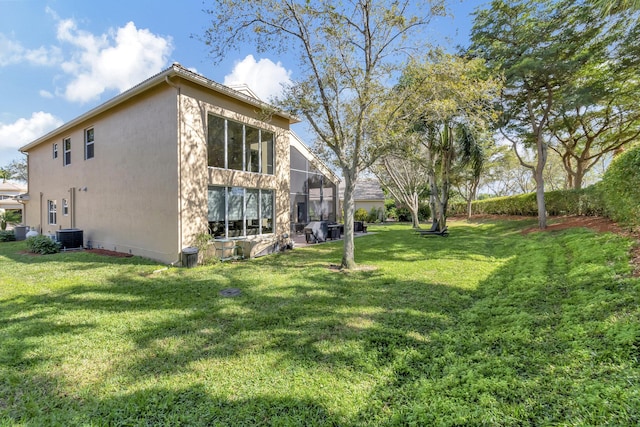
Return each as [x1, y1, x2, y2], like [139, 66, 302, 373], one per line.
[25, 235, 60, 255]
[418, 203, 431, 222]
[599, 145, 640, 227]
[354, 208, 369, 222]
[0, 230, 16, 242]
[451, 186, 605, 217]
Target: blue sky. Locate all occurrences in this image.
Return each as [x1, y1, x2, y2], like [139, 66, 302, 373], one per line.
[0, 0, 486, 167]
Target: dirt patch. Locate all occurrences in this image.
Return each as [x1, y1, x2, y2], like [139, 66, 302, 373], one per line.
[520, 215, 627, 235]
[327, 263, 377, 273]
[84, 248, 133, 258]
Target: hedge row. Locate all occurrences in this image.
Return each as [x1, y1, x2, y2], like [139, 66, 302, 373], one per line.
[450, 186, 605, 218]
[451, 145, 640, 227]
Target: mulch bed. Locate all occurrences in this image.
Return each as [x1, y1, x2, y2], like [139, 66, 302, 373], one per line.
[84, 248, 133, 258]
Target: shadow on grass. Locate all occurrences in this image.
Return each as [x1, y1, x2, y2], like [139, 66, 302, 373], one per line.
[1, 221, 638, 425]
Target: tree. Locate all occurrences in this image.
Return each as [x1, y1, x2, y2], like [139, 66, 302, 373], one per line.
[471, 0, 611, 229]
[545, 9, 640, 189]
[397, 53, 499, 230]
[591, 0, 640, 14]
[201, 0, 446, 269]
[1, 157, 27, 183]
[373, 137, 430, 228]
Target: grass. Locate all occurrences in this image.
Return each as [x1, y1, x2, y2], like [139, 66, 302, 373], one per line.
[1, 219, 639, 426]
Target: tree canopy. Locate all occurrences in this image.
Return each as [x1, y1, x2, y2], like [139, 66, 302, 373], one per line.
[201, 0, 446, 269]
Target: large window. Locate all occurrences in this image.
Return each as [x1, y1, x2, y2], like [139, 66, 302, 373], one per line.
[207, 186, 275, 239]
[207, 114, 275, 174]
[48, 200, 57, 225]
[289, 146, 337, 231]
[63, 138, 71, 166]
[85, 128, 94, 160]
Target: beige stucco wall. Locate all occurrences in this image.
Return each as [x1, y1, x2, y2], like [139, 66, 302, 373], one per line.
[24, 75, 292, 264]
[25, 85, 181, 263]
[176, 79, 291, 258]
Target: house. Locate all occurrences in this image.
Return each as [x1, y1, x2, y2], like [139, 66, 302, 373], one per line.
[338, 178, 385, 221]
[19, 63, 338, 264]
[0, 180, 27, 224]
[289, 132, 341, 233]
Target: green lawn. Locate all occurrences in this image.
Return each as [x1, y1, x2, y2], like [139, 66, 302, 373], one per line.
[1, 220, 639, 426]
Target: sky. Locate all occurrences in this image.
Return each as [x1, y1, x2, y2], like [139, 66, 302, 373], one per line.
[0, 0, 487, 168]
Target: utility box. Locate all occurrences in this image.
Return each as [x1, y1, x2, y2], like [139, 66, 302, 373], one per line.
[182, 247, 199, 268]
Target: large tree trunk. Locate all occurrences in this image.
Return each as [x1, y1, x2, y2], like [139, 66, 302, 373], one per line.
[535, 137, 548, 229]
[341, 171, 357, 270]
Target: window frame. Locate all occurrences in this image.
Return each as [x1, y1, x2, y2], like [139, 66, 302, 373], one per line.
[48, 200, 57, 225]
[207, 186, 275, 239]
[53, 143, 58, 159]
[207, 114, 275, 175]
[85, 127, 95, 160]
[63, 137, 71, 166]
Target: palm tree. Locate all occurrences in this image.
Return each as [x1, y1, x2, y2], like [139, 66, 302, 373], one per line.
[421, 121, 485, 231]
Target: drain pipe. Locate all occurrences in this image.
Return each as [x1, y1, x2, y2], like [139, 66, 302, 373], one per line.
[165, 75, 183, 265]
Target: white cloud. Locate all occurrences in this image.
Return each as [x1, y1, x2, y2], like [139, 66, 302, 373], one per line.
[0, 33, 62, 67]
[0, 112, 63, 165]
[56, 19, 173, 103]
[39, 90, 54, 99]
[224, 55, 292, 102]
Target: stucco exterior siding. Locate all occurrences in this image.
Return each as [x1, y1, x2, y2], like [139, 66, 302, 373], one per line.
[177, 80, 291, 255]
[21, 64, 299, 264]
[25, 85, 181, 263]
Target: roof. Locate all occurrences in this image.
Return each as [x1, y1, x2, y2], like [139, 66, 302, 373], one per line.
[290, 132, 341, 186]
[20, 63, 299, 153]
[339, 178, 385, 201]
[0, 181, 27, 194]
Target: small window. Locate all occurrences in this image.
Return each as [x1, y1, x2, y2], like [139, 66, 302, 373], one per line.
[85, 128, 94, 160]
[62, 199, 69, 216]
[48, 200, 57, 225]
[53, 143, 58, 159]
[63, 138, 71, 166]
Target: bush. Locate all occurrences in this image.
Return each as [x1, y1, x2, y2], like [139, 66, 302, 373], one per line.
[599, 146, 640, 227]
[354, 208, 369, 222]
[367, 207, 382, 223]
[25, 235, 60, 255]
[451, 186, 605, 218]
[396, 207, 411, 222]
[418, 203, 431, 222]
[0, 230, 16, 242]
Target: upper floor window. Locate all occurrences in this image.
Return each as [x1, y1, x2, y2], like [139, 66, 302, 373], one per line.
[207, 114, 274, 175]
[63, 138, 71, 166]
[62, 199, 69, 216]
[53, 143, 58, 159]
[85, 128, 94, 160]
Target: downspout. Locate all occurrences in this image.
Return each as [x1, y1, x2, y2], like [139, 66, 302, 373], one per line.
[39, 192, 43, 234]
[165, 75, 183, 265]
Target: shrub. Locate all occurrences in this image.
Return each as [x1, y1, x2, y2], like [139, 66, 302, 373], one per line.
[418, 203, 431, 222]
[396, 207, 411, 222]
[25, 235, 60, 255]
[599, 146, 640, 227]
[354, 208, 369, 222]
[367, 207, 382, 223]
[0, 230, 16, 242]
[451, 186, 605, 218]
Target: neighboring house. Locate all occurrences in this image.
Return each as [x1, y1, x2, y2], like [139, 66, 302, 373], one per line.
[19, 63, 337, 264]
[0, 180, 27, 223]
[338, 178, 385, 221]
